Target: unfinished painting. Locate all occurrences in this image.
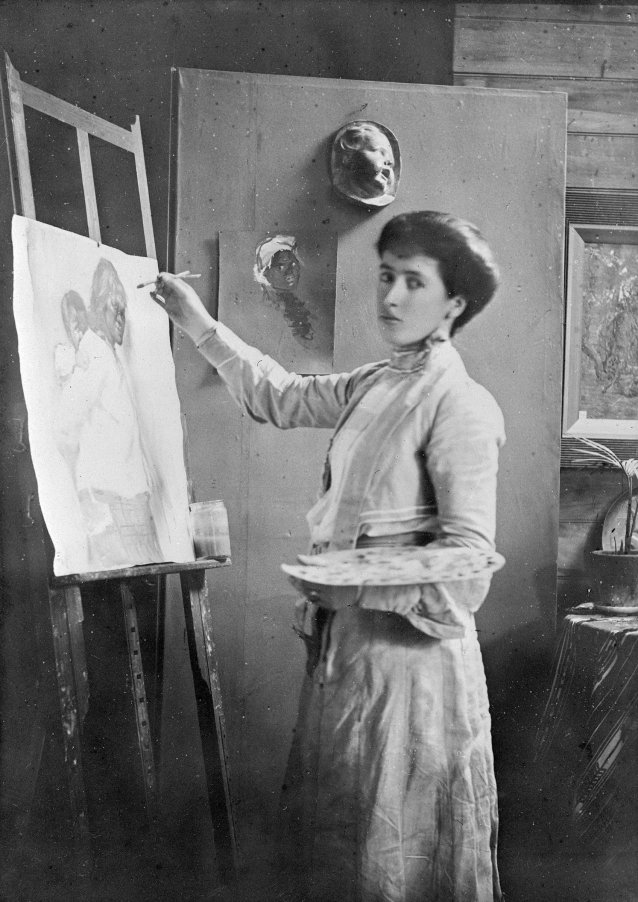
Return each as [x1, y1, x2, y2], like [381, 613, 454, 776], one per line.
[579, 240, 638, 420]
[218, 230, 337, 373]
[12, 216, 194, 576]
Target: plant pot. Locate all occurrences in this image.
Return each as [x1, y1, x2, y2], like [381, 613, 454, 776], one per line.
[589, 550, 638, 615]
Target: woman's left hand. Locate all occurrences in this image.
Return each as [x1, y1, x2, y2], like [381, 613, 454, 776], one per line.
[290, 578, 361, 610]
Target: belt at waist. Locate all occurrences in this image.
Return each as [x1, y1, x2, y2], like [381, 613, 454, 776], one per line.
[356, 530, 435, 548]
[311, 531, 435, 555]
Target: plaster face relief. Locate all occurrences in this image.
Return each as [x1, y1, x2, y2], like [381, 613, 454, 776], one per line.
[11, 215, 194, 576]
[330, 120, 400, 208]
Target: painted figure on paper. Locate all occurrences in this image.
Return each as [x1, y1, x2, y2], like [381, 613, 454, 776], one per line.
[55, 258, 161, 570]
[330, 120, 400, 207]
[54, 290, 89, 383]
[254, 234, 315, 346]
[54, 290, 92, 480]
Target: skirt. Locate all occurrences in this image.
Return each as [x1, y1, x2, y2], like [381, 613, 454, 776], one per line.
[279, 597, 502, 902]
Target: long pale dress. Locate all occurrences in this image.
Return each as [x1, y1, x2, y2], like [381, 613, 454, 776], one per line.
[197, 323, 506, 902]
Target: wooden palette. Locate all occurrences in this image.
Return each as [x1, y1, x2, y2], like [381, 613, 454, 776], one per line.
[281, 545, 505, 587]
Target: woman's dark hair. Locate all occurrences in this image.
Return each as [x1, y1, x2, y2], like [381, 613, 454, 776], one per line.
[376, 211, 500, 334]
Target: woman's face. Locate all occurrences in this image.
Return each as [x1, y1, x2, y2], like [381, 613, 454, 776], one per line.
[376, 250, 465, 348]
[265, 250, 300, 292]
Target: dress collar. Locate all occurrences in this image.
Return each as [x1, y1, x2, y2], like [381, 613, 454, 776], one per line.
[387, 330, 450, 372]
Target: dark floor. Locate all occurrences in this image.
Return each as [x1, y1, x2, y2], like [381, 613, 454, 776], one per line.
[2, 769, 638, 902]
[3, 590, 637, 902]
[4, 721, 638, 901]
[3, 699, 638, 901]
[3, 838, 638, 901]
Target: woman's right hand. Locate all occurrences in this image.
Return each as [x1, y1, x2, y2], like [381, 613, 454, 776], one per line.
[150, 273, 217, 344]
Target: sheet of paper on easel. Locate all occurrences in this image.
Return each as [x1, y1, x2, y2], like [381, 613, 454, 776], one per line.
[12, 215, 195, 576]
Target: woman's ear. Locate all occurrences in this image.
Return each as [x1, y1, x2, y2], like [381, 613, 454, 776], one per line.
[447, 296, 467, 320]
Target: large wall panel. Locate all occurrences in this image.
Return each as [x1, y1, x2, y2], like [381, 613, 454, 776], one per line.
[172, 69, 566, 844]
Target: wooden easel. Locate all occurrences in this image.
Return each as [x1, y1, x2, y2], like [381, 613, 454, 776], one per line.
[1, 53, 237, 884]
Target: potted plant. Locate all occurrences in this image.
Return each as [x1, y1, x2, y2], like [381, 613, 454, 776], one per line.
[576, 437, 638, 613]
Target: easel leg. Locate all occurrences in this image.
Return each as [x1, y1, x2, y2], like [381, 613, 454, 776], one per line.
[66, 586, 89, 726]
[181, 569, 238, 879]
[48, 586, 91, 881]
[150, 574, 166, 766]
[120, 582, 159, 827]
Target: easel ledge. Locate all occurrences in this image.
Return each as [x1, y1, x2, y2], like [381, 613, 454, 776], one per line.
[51, 556, 230, 587]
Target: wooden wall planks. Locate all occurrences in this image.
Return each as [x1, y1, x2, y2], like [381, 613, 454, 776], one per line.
[453, 3, 638, 190]
[455, 75, 637, 134]
[453, 3, 638, 612]
[456, 4, 638, 25]
[567, 134, 638, 189]
[455, 19, 638, 79]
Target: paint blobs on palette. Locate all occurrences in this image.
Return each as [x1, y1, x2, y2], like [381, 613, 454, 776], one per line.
[282, 546, 505, 587]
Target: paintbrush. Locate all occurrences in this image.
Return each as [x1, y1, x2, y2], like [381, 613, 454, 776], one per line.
[136, 270, 202, 289]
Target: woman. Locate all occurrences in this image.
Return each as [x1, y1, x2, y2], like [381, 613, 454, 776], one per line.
[153, 211, 505, 902]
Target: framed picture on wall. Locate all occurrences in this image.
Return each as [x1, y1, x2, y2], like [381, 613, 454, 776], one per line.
[563, 224, 638, 440]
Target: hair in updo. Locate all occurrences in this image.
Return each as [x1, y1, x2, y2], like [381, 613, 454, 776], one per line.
[376, 211, 500, 334]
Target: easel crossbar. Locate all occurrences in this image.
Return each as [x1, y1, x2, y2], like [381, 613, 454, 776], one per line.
[4, 52, 156, 258]
[21, 81, 136, 151]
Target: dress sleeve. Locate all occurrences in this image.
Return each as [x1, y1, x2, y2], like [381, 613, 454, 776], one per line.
[359, 381, 506, 639]
[196, 322, 364, 430]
